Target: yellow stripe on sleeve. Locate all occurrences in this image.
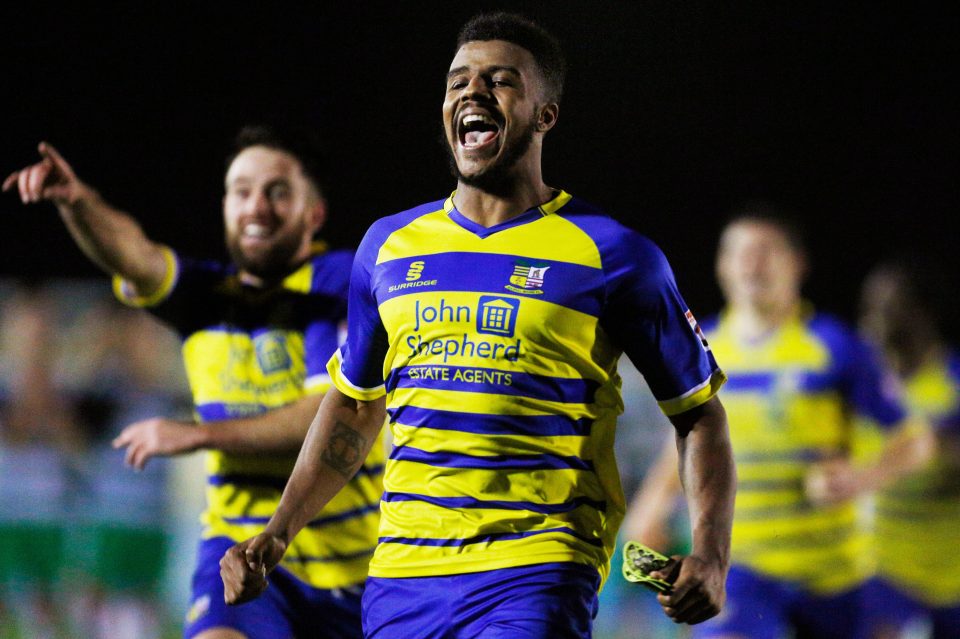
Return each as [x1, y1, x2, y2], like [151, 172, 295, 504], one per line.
[112, 245, 179, 308]
[657, 369, 727, 416]
[327, 349, 386, 401]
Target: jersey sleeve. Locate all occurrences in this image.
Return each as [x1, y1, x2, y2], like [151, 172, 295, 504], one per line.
[327, 226, 390, 401]
[599, 229, 725, 417]
[114, 247, 229, 336]
[831, 325, 907, 429]
[304, 319, 341, 395]
[303, 252, 353, 395]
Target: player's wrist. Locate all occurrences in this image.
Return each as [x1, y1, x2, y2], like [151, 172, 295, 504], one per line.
[190, 423, 215, 450]
[688, 541, 729, 572]
[59, 180, 95, 209]
[691, 523, 731, 564]
[262, 522, 291, 547]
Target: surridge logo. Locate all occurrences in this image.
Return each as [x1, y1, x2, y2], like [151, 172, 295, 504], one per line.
[506, 261, 550, 295]
[389, 259, 437, 293]
[406, 260, 425, 281]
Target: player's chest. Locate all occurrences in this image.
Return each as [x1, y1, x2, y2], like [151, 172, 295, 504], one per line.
[372, 252, 604, 317]
[372, 253, 605, 345]
[183, 328, 307, 381]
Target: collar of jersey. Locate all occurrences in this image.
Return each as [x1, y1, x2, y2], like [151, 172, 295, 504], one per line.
[720, 299, 815, 348]
[277, 240, 328, 292]
[443, 189, 572, 238]
[221, 240, 329, 294]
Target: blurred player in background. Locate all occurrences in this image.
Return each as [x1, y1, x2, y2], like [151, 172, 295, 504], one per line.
[221, 12, 736, 638]
[859, 262, 960, 639]
[623, 207, 934, 639]
[3, 126, 384, 639]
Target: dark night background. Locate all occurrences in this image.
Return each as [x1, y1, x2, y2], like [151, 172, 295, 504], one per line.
[2, 2, 957, 326]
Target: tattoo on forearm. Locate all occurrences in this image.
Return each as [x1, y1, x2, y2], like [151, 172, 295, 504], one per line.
[321, 421, 366, 479]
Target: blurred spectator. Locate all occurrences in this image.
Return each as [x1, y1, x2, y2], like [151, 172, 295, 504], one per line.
[62, 297, 190, 639]
[0, 281, 193, 639]
[859, 262, 960, 639]
[0, 285, 81, 638]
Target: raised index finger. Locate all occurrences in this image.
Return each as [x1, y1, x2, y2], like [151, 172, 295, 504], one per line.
[38, 142, 74, 178]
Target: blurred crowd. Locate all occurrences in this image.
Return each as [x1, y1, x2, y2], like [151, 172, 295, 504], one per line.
[0, 280, 196, 639]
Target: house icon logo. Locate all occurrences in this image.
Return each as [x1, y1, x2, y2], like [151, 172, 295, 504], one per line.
[255, 332, 292, 374]
[477, 296, 520, 337]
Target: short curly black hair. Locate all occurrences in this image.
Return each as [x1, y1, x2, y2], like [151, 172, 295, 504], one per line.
[225, 124, 327, 196]
[456, 12, 566, 103]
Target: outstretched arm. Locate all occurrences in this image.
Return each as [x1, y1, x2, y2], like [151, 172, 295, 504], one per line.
[3, 142, 167, 295]
[220, 387, 386, 604]
[653, 396, 736, 625]
[112, 393, 326, 470]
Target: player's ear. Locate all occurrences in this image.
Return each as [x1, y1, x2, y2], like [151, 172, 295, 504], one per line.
[537, 103, 559, 133]
[796, 249, 810, 283]
[308, 196, 327, 233]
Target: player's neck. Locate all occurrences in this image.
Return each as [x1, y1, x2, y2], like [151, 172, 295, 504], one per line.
[729, 298, 801, 342]
[238, 271, 266, 287]
[237, 245, 312, 288]
[889, 334, 941, 379]
[454, 174, 554, 228]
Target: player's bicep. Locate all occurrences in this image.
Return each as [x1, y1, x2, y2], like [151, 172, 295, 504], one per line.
[601, 235, 723, 419]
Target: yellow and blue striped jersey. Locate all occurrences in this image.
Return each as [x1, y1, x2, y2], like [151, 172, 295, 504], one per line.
[874, 351, 960, 606]
[703, 306, 906, 594]
[327, 191, 724, 582]
[114, 244, 384, 589]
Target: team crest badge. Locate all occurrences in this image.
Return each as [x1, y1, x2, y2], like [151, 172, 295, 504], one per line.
[505, 262, 550, 295]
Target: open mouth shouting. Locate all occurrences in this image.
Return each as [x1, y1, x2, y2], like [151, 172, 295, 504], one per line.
[458, 111, 502, 152]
